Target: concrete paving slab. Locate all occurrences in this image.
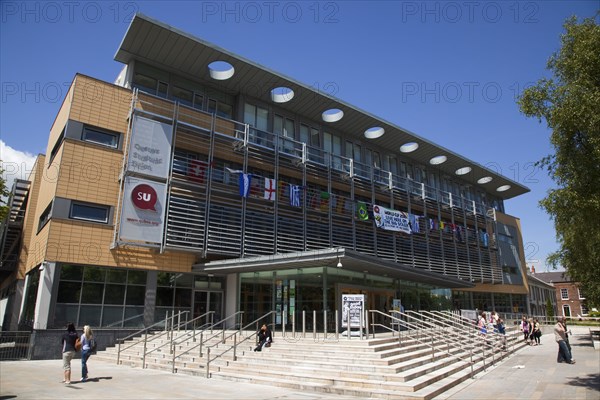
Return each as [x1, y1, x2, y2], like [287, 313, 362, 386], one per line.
[1, 325, 598, 400]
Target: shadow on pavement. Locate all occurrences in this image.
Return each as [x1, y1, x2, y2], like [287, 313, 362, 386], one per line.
[566, 373, 600, 391]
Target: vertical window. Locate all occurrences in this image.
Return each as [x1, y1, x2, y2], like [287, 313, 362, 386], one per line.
[193, 94, 204, 110]
[578, 288, 585, 299]
[172, 86, 193, 107]
[38, 202, 53, 232]
[300, 124, 309, 144]
[284, 118, 295, 138]
[560, 288, 569, 300]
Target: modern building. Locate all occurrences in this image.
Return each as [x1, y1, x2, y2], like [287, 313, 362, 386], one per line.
[535, 271, 589, 318]
[1, 14, 534, 334]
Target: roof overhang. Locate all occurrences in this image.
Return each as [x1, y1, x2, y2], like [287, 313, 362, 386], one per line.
[115, 13, 529, 200]
[192, 247, 474, 289]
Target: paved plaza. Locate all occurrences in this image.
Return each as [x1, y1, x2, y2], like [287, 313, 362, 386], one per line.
[1, 326, 598, 400]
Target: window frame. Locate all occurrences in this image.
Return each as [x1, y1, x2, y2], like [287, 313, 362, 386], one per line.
[37, 202, 53, 233]
[69, 202, 110, 224]
[82, 126, 119, 149]
[560, 288, 569, 300]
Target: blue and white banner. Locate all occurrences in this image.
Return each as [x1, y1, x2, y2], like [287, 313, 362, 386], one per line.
[127, 115, 173, 179]
[290, 184, 301, 207]
[239, 173, 252, 198]
[373, 205, 411, 234]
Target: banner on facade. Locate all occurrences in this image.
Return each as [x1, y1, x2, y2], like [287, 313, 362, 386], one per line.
[373, 205, 411, 234]
[126, 115, 173, 179]
[119, 176, 168, 244]
[341, 294, 365, 328]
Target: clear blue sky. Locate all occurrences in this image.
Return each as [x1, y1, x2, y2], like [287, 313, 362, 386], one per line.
[1, 1, 598, 272]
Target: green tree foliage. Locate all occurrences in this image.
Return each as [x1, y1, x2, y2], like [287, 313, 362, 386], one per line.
[545, 298, 555, 320]
[0, 164, 10, 222]
[518, 16, 600, 306]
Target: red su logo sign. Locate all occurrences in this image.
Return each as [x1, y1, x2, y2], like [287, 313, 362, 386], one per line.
[131, 184, 158, 211]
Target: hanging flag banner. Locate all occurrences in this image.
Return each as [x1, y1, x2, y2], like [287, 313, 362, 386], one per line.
[290, 184, 301, 207]
[119, 176, 168, 244]
[357, 201, 369, 221]
[373, 204, 411, 234]
[127, 115, 173, 179]
[239, 173, 252, 198]
[264, 178, 277, 201]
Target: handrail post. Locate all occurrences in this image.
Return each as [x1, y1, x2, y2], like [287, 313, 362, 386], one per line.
[365, 309, 369, 339]
[302, 310, 306, 338]
[359, 309, 364, 340]
[324, 310, 328, 340]
[206, 347, 210, 378]
[313, 310, 316, 340]
[172, 342, 177, 374]
[117, 341, 121, 365]
[199, 331, 204, 357]
[335, 310, 339, 340]
[233, 333, 238, 361]
[292, 311, 295, 338]
[142, 331, 148, 369]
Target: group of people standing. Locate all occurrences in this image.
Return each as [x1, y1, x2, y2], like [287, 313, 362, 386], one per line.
[60, 323, 95, 384]
[477, 310, 506, 336]
[520, 316, 542, 345]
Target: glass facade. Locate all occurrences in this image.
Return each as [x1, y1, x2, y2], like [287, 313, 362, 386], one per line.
[54, 265, 147, 328]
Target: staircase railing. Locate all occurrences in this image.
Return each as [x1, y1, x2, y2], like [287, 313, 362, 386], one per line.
[411, 310, 510, 370]
[369, 310, 476, 375]
[169, 311, 245, 373]
[204, 311, 275, 378]
[116, 310, 189, 365]
[142, 311, 215, 369]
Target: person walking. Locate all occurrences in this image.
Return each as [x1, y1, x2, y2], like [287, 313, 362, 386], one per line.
[554, 317, 575, 364]
[61, 322, 78, 384]
[532, 318, 541, 345]
[80, 325, 94, 381]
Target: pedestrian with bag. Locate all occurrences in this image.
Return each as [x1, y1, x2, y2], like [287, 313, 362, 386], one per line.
[61, 322, 78, 384]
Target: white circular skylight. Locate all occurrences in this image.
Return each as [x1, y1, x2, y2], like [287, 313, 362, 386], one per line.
[322, 109, 344, 123]
[208, 61, 235, 80]
[400, 142, 419, 153]
[429, 155, 447, 165]
[496, 185, 511, 192]
[455, 167, 472, 175]
[271, 87, 294, 103]
[477, 176, 493, 184]
[364, 127, 385, 139]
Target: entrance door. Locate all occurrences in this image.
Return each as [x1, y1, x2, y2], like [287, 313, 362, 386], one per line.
[193, 291, 223, 325]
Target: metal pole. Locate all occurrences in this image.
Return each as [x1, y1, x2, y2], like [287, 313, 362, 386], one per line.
[142, 331, 148, 369]
[313, 310, 316, 340]
[117, 341, 121, 365]
[206, 347, 210, 378]
[324, 309, 328, 339]
[302, 311, 306, 338]
[335, 310, 339, 340]
[199, 332, 203, 357]
[233, 333, 237, 361]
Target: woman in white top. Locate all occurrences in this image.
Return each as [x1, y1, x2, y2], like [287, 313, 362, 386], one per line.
[80, 325, 94, 382]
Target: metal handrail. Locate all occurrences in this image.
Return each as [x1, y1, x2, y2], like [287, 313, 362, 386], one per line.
[369, 310, 472, 371]
[105, 313, 145, 328]
[142, 311, 215, 367]
[419, 310, 512, 363]
[116, 310, 189, 365]
[169, 311, 246, 373]
[204, 311, 275, 378]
